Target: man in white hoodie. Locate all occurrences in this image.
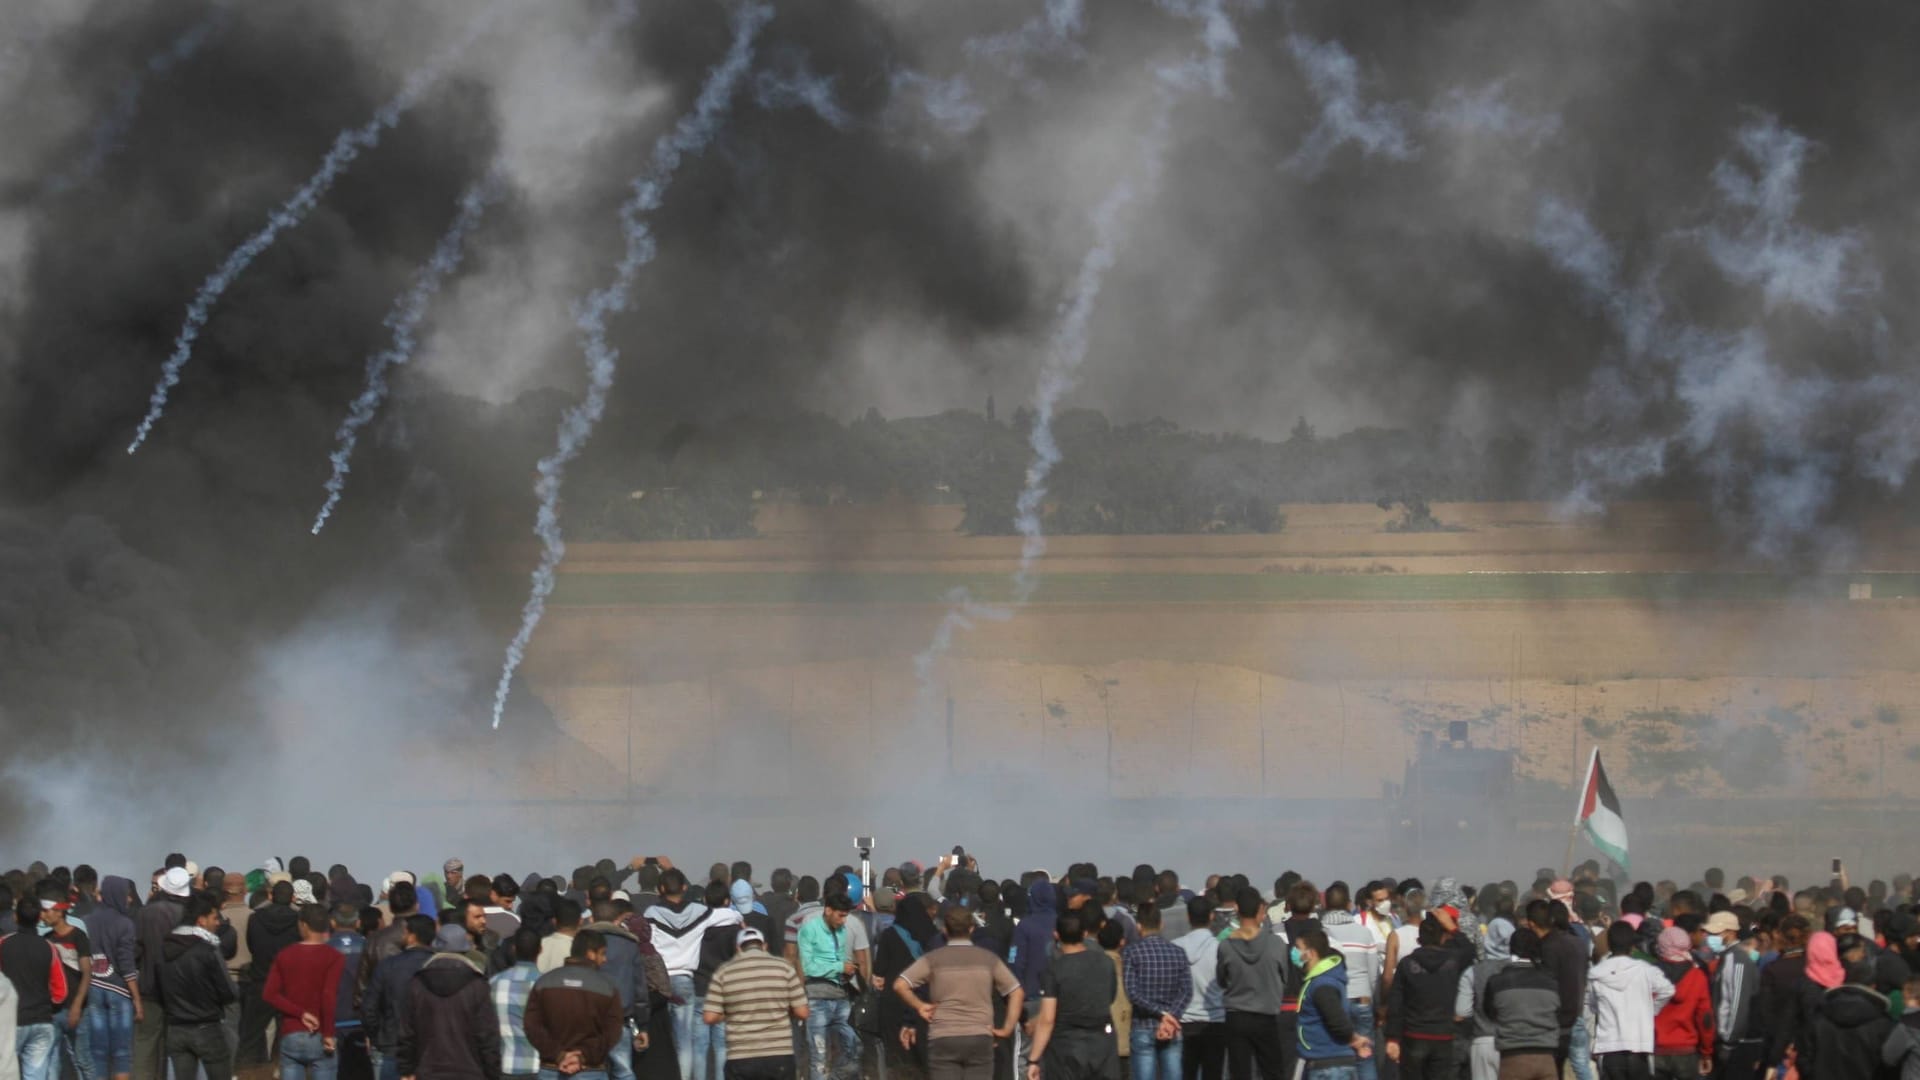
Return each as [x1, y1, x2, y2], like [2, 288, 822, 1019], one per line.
[645, 868, 741, 1080]
[1175, 897, 1227, 1080]
[1586, 923, 1674, 1080]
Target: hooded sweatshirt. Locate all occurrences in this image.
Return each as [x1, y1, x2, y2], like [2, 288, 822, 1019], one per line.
[1298, 954, 1358, 1062]
[1216, 931, 1289, 1015]
[1011, 882, 1059, 999]
[88, 876, 141, 1000]
[644, 896, 737, 980]
[1653, 935, 1714, 1058]
[1802, 982, 1895, 1080]
[246, 901, 301, 982]
[1323, 909, 1383, 1001]
[1586, 954, 1675, 1055]
[1177, 926, 1225, 1024]
[399, 953, 500, 1080]
[1484, 959, 1563, 1055]
[1458, 918, 1515, 1040]
[1385, 944, 1467, 1041]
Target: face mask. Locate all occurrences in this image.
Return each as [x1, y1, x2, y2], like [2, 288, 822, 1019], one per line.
[1290, 946, 1303, 968]
[1707, 936, 1729, 955]
[1375, 901, 1393, 916]
[1747, 949, 1761, 962]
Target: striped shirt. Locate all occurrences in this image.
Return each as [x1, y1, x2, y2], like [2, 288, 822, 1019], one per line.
[705, 948, 806, 1061]
[491, 961, 542, 1075]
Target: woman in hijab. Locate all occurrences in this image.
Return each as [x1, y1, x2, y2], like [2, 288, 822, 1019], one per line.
[876, 893, 942, 1080]
[621, 911, 680, 1080]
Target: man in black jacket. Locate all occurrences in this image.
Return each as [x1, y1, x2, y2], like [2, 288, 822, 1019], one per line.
[363, 915, 436, 1080]
[1384, 917, 1469, 1080]
[159, 896, 237, 1080]
[397, 926, 500, 1080]
[1526, 899, 1589, 1072]
[134, 866, 191, 1080]
[241, 880, 302, 1067]
[1802, 959, 1897, 1080]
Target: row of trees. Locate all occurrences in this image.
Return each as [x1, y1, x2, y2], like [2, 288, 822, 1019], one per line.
[548, 404, 1549, 542]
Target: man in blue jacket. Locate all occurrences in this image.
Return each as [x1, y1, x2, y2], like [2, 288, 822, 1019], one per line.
[1295, 929, 1372, 1080]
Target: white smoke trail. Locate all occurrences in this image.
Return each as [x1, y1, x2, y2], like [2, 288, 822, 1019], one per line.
[127, 9, 499, 455]
[753, 63, 853, 130]
[916, 9, 1237, 699]
[44, 10, 229, 197]
[490, 3, 774, 731]
[311, 166, 505, 535]
[1283, 34, 1417, 175]
[965, 0, 1086, 73]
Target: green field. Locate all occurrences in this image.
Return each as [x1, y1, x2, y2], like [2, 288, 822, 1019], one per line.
[531, 571, 1920, 606]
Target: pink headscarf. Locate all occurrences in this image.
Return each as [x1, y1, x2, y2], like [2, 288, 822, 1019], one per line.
[1805, 931, 1845, 989]
[1620, 912, 1646, 930]
[1655, 927, 1692, 963]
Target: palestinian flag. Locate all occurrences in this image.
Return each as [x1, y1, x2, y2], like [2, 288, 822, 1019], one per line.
[1578, 750, 1629, 870]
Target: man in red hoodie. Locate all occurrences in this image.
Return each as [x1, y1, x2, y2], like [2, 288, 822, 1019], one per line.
[1650, 928, 1714, 1080]
[264, 903, 345, 1080]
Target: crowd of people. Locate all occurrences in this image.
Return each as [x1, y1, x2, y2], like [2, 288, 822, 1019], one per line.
[2, 853, 1918, 1080]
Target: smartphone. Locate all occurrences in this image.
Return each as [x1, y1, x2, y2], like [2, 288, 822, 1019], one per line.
[644, 857, 659, 867]
[1832, 858, 1843, 874]
[855, 836, 876, 850]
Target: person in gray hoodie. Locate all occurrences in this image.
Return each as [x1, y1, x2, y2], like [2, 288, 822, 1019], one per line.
[1176, 897, 1227, 1080]
[1483, 930, 1564, 1080]
[86, 875, 142, 1080]
[1216, 888, 1288, 1080]
[1454, 918, 1516, 1080]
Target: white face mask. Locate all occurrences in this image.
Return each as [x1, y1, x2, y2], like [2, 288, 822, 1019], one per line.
[1374, 901, 1393, 916]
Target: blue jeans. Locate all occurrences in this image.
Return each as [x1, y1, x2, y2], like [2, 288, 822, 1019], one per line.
[17, 1024, 58, 1080]
[281, 1030, 338, 1080]
[1305, 1065, 1359, 1080]
[691, 1001, 726, 1080]
[56, 1007, 95, 1080]
[671, 975, 700, 1080]
[1130, 1023, 1182, 1080]
[369, 1047, 400, 1080]
[1347, 1000, 1378, 1080]
[1569, 1018, 1595, 1080]
[608, 1020, 636, 1080]
[804, 997, 857, 1080]
[87, 992, 134, 1078]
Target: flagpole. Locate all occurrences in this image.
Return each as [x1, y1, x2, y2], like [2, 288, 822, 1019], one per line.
[1564, 747, 1598, 877]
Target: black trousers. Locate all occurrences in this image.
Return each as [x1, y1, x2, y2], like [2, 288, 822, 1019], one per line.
[726, 1055, 796, 1080]
[1045, 1028, 1121, 1080]
[1597, 1053, 1652, 1080]
[167, 1021, 233, 1080]
[1224, 1012, 1286, 1080]
[1399, 1038, 1455, 1080]
[1715, 1043, 1765, 1080]
[928, 1036, 996, 1080]
[1277, 1014, 1300, 1080]
[1181, 1021, 1226, 1080]
[237, 978, 272, 1065]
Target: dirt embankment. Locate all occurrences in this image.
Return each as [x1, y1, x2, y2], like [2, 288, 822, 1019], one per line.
[500, 501, 1920, 812]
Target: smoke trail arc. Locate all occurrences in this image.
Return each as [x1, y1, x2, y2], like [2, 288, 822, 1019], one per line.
[311, 166, 504, 535]
[490, 3, 775, 731]
[127, 11, 497, 456]
[43, 10, 228, 197]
